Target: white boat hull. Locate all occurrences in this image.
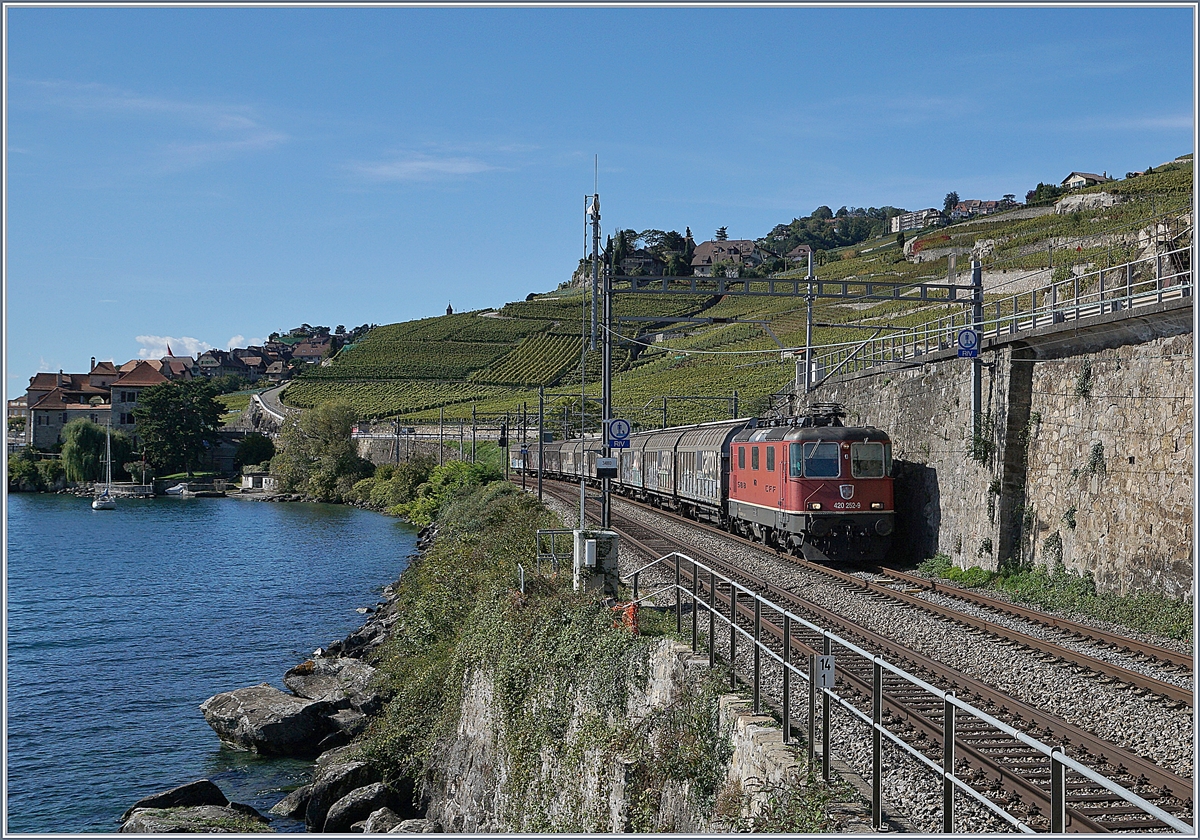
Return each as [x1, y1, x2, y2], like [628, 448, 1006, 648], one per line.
[91, 497, 116, 511]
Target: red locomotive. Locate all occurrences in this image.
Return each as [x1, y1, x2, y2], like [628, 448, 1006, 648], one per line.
[529, 403, 895, 563]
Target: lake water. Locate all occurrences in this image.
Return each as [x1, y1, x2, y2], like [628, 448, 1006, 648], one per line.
[5, 493, 417, 833]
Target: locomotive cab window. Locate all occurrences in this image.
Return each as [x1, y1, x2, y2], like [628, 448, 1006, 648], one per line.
[789, 443, 804, 477]
[751, 446, 760, 470]
[766, 446, 775, 471]
[851, 443, 886, 478]
[801, 441, 839, 477]
[738, 447, 745, 470]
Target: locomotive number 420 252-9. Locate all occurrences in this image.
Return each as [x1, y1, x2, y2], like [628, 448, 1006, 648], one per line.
[832, 501, 862, 510]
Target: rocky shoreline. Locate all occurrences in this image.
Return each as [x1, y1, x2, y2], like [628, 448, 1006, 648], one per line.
[119, 526, 442, 834]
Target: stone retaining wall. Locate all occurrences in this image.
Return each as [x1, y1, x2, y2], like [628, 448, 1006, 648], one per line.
[811, 306, 1193, 598]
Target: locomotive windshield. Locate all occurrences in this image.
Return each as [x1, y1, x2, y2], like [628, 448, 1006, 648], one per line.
[791, 441, 840, 477]
[851, 442, 887, 478]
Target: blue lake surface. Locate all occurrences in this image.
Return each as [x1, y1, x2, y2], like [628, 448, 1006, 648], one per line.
[5, 493, 417, 833]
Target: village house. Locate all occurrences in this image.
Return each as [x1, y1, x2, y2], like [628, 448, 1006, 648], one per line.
[110, 361, 169, 433]
[197, 349, 251, 378]
[1061, 171, 1114, 190]
[690, 240, 764, 277]
[25, 366, 114, 449]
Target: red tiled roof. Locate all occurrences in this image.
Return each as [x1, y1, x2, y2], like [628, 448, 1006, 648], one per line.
[90, 361, 118, 375]
[30, 388, 112, 411]
[28, 372, 108, 395]
[112, 361, 169, 387]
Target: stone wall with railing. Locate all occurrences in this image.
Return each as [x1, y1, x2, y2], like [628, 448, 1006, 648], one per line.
[807, 303, 1192, 598]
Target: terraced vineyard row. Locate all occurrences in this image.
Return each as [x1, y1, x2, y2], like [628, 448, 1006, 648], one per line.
[283, 380, 513, 416]
[367, 312, 547, 344]
[304, 341, 513, 381]
[469, 334, 583, 386]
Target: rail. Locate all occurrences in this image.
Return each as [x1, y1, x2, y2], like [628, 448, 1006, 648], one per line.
[619, 551, 1192, 834]
[810, 246, 1191, 385]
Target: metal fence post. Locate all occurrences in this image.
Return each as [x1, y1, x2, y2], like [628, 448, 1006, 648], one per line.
[943, 694, 956, 834]
[782, 614, 791, 743]
[708, 570, 716, 670]
[1051, 747, 1066, 833]
[872, 659, 883, 830]
[822, 635, 831, 782]
[729, 587, 738, 689]
[675, 555, 682, 635]
[753, 598, 761, 712]
[632, 571, 639, 601]
[807, 651, 816, 773]
[1125, 262, 1132, 308]
[691, 563, 699, 652]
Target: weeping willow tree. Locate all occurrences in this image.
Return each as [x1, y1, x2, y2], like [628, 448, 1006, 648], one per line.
[61, 419, 132, 482]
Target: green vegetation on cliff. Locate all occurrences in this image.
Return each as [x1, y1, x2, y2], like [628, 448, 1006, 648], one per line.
[356, 482, 762, 830]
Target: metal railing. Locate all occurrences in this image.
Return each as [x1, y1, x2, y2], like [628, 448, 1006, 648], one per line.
[535, 528, 574, 575]
[811, 246, 1191, 384]
[621, 551, 1192, 834]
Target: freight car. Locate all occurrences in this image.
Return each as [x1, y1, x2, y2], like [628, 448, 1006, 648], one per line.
[526, 405, 894, 562]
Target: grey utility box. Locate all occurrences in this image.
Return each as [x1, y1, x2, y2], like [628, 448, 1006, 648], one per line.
[573, 529, 619, 597]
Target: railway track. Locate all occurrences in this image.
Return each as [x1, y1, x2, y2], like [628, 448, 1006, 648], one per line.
[538, 479, 1194, 833]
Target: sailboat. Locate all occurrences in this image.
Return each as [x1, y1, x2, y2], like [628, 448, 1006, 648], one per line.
[91, 424, 116, 510]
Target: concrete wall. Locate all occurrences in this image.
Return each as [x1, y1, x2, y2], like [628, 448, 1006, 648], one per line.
[810, 299, 1192, 598]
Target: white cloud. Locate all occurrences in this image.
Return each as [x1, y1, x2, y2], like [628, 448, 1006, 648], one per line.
[136, 335, 214, 359]
[347, 152, 499, 183]
[20, 79, 287, 169]
[227, 335, 266, 350]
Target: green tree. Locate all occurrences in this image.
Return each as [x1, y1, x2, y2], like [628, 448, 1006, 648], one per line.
[270, 401, 375, 502]
[714, 226, 728, 241]
[234, 432, 276, 468]
[133, 380, 224, 476]
[943, 191, 960, 214]
[61, 419, 133, 482]
[8, 448, 43, 491]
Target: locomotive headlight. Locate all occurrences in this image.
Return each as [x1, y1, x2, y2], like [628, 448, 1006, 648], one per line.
[809, 502, 822, 510]
[870, 502, 883, 510]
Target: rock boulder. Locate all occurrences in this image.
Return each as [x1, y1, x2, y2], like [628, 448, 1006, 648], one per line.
[284, 657, 381, 715]
[324, 783, 392, 833]
[120, 804, 270, 833]
[200, 683, 338, 756]
[121, 780, 228, 820]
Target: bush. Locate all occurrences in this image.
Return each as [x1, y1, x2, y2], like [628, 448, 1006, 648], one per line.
[917, 553, 953, 577]
[7, 448, 43, 490]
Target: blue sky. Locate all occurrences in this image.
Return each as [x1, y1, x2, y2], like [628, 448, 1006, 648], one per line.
[5, 5, 1194, 394]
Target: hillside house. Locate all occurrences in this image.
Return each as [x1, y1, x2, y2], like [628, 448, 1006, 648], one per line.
[691, 240, 764, 277]
[786, 244, 813, 266]
[291, 338, 330, 364]
[949, 199, 1004, 221]
[1061, 171, 1114, 190]
[620, 248, 667, 276]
